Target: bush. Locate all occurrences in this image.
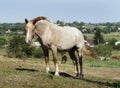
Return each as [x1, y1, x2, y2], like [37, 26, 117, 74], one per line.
[33, 48, 44, 58]
[108, 38, 117, 46]
[94, 44, 112, 58]
[15, 51, 25, 58]
[0, 38, 7, 48]
[108, 38, 120, 50]
[7, 35, 34, 58]
[22, 45, 35, 57]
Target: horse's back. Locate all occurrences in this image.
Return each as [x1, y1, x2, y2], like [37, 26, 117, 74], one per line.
[55, 26, 84, 50]
[59, 26, 84, 43]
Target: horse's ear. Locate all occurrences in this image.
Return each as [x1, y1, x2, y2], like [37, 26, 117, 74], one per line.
[25, 18, 28, 23]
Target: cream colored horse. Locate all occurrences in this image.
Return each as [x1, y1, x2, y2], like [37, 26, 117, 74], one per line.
[25, 16, 85, 78]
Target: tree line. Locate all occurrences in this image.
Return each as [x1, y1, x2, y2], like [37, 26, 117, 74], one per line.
[0, 21, 120, 34]
[0, 23, 25, 34]
[56, 20, 120, 33]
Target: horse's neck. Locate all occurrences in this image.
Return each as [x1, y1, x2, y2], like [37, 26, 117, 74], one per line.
[48, 24, 59, 35]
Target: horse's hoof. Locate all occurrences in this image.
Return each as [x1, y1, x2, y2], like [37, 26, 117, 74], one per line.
[80, 74, 84, 79]
[76, 73, 79, 77]
[46, 67, 50, 73]
[55, 72, 59, 76]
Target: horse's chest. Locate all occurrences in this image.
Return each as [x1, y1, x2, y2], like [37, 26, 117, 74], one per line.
[40, 34, 52, 47]
[41, 37, 51, 46]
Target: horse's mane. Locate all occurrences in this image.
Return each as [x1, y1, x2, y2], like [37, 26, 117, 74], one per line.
[30, 16, 51, 25]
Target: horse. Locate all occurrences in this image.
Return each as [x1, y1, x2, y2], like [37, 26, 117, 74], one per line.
[24, 16, 85, 79]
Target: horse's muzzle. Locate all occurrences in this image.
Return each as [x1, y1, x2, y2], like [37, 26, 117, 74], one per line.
[26, 39, 35, 47]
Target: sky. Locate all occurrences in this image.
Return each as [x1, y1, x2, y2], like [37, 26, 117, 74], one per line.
[0, 0, 120, 23]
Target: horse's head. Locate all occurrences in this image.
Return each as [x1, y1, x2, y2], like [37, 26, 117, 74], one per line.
[25, 19, 35, 44]
[24, 16, 50, 45]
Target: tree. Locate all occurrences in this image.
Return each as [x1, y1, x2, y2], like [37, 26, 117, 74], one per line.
[93, 27, 104, 45]
[56, 20, 65, 26]
[59, 21, 65, 26]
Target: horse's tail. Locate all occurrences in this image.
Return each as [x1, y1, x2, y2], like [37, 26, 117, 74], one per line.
[83, 45, 96, 59]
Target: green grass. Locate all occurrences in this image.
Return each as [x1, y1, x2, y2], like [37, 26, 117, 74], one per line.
[84, 32, 120, 40]
[0, 58, 120, 88]
[63, 55, 120, 68]
[84, 58, 120, 68]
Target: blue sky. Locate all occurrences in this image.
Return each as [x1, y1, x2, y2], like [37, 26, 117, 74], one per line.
[0, 0, 120, 23]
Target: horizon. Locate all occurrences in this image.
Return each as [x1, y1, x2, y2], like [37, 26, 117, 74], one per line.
[0, 0, 120, 23]
[1, 20, 120, 24]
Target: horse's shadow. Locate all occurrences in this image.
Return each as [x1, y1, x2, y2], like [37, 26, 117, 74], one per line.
[49, 71, 75, 78]
[15, 67, 73, 78]
[49, 71, 119, 88]
[15, 67, 39, 72]
[16, 68, 74, 78]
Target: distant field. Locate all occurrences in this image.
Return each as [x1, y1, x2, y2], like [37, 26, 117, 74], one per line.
[84, 32, 120, 40]
[103, 32, 120, 40]
[1, 32, 120, 41]
[0, 57, 119, 88]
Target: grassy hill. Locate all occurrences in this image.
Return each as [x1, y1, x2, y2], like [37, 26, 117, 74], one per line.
[0, 57, 119, 88]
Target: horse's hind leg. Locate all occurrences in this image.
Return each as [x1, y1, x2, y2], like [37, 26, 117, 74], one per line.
[77, 47, 84, 79]
[79, 53, 84, 79]
[68, 49, 79, 77]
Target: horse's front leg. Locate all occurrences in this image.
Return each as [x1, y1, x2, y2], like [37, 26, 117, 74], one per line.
[45, 51, 50, 73]
[41, 45, 50, 73]
[51, 46, 59, 76]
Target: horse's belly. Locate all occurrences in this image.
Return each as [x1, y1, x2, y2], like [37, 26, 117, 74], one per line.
[57, 36, 78, 50]
[57, 43, 75, 50]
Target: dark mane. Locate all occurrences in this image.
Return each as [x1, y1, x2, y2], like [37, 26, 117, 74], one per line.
[31, 16, 50, 25]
